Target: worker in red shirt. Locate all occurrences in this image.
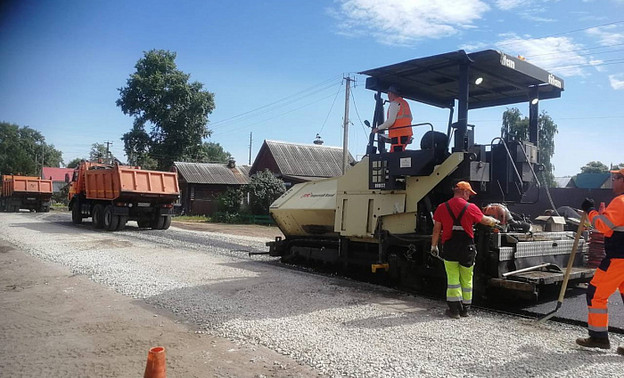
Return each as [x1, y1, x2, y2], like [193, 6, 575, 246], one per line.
[431, 181, 499, 318]
[372, 85, 413, 152]
[576, 168, 624, 354]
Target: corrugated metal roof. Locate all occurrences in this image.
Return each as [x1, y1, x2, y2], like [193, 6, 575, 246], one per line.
[553, 177, 572, 188]
[571, 173, 609, 189]
[174, 162, 250, 185]
[260, 140, 353, 178]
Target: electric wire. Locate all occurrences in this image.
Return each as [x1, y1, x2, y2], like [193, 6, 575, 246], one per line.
[209, 76, 342, 129]
[318, 80, 344, 135]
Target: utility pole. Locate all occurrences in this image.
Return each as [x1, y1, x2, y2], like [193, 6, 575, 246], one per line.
[105, 141, 112, 162]
[248, 132, 253, 165]
[342, 76, 353, 174]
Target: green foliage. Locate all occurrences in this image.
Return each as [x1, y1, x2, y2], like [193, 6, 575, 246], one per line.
[182, 142, 233, 163]
[501, 108, 558, 187]
[216, 187, 243, 213]
[247, 170, 286, 215]
[0, 122, 63, 175]
[117, 49, 216, 170]
[580, 161, 609, 174]
[52, 184, 70, 205]
[66, 158, 82, 168]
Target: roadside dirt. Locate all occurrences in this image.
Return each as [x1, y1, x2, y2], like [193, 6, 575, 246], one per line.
[0, 228, 314, 377]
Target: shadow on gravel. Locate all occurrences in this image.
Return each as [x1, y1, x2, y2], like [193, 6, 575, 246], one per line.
[466, 344, 623, 376]
[138, 259, 442, 330]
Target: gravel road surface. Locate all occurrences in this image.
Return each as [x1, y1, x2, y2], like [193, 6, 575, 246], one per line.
[2, 211, 624, 377]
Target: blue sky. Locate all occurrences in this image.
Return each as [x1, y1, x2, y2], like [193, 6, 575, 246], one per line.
[1, 0, 623, 176]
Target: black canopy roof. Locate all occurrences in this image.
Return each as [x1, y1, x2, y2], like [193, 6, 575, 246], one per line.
[359, 50, 564, 109]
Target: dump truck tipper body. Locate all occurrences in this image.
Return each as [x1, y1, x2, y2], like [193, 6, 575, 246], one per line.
[69, 162, 180, 231]
[1, 175, 53, 212]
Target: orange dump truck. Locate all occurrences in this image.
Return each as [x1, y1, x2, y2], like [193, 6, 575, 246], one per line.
[68, 162, 180, 231]
[1, 175, 53, 212]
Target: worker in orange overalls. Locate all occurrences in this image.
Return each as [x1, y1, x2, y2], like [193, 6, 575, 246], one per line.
[576, 168, 624, 355]
[372, 85, 413, 152]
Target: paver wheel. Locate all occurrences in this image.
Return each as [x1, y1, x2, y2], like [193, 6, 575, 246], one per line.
[103, 205, 119, 231]
[92, 204, 105, 229]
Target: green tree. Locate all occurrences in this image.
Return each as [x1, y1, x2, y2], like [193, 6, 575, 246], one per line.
[580, 161, 609, 174]
[247, 170, 286, 215]
[501, 108, 558, 187]
[0, 122, 63, 175]
[66, 158, 83, 168]
[116, 49, 215, 170]
[183, 142, 233, 163]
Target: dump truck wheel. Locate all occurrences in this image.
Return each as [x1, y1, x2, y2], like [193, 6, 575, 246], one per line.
[161, 216, 171, 230]
[92, 204, 105, 229]
[116, 216, 128, 231]
[137, 218, 151, 228]
[71, 202, 83, 224]
[103, 205, 119, 231]
[151, 215, 166, 230]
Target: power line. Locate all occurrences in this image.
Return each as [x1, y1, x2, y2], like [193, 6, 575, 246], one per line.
[209, 75, 342, 129]
[318, 80, 344, 135]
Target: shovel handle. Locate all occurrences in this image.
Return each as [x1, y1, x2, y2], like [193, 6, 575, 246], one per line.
[556, 211, 588, 303]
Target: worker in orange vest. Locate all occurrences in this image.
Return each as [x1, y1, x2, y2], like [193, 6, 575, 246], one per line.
[576, 168, 624, 355]
[372, 85, 413, 152]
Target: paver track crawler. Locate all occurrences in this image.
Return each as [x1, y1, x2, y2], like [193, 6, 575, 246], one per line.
[268, 50, 594, 300]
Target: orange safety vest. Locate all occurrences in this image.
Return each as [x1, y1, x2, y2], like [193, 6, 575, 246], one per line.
[388, 97, 413, 139]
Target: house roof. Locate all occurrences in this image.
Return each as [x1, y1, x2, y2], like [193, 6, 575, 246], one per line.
[250, 140, 353, 178]
[42, 167, 74, 182]
[173, 162, 250, 185]
[553, 177, 572, 188]
[571, 173, 610, 189]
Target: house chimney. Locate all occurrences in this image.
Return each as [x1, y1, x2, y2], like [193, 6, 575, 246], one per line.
[227, 158, 236, 168]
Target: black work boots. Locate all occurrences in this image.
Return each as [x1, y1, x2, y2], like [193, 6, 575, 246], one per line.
[445, 302, 461, 319]
[576, 336, 611, 349]
[460, 304, 470, 317]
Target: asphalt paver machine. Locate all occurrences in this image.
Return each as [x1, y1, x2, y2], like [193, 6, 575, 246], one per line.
[268, 50, 594, 300]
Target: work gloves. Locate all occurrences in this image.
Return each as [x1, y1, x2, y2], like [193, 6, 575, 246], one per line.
[430, 245, 439, 257]
[581, 198, 595, 213]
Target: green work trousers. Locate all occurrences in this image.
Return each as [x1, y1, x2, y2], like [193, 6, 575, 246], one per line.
[444, 260, 474, 305]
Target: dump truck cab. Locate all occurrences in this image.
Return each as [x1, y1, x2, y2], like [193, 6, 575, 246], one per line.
[268, 50, 593, 300]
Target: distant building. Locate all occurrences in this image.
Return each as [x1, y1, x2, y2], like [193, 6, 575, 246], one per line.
[41, 167, 74, 192]
[249, 140, 354, 187]
[552, 176, 573, 188]
[173, 160, 250, 215]
[569, 173, 611, 189]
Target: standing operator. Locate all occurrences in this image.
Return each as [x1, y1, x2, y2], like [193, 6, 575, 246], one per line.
[372, 85, 413, 152]
[576, 168, 624, 355]
[430, 181, 499, 319]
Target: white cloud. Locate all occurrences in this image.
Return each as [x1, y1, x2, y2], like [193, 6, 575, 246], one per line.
[609, 74, 624, 90]
[496, 35, 590, 77]
[333, 0, 490, 45]
[495, 0, 526, 10]
[586, 25, 624, 46]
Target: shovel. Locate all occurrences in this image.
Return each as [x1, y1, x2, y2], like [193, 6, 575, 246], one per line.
[538, 211, 588, 323]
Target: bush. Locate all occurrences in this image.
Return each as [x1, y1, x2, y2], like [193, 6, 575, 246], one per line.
[247, 170, 286, 215]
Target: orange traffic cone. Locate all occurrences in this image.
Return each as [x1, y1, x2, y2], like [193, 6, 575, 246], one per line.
[144, 346, 166, 378]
